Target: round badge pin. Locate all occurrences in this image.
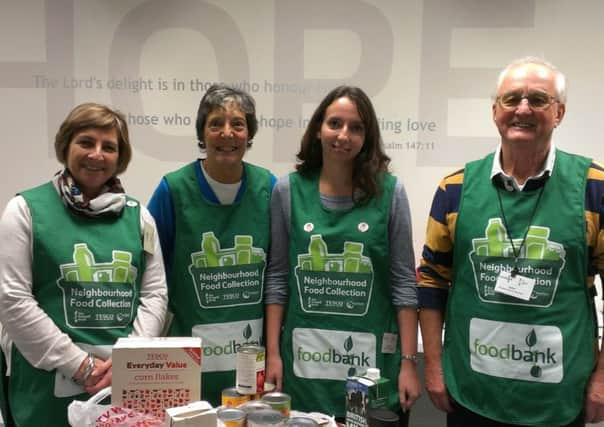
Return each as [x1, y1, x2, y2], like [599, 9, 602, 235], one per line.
[126, 200, 138, 207]
[303, 222, 314, 232]
[358, 222, 369, 232]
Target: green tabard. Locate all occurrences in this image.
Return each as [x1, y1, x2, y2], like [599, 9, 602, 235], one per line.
[165, 161, 271, 406]
[9, 181, 143, 427]
[445, 150, 595, 426]
[281, 172, 400, 417]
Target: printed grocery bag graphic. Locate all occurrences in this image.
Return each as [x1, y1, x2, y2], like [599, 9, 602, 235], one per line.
[57, 243, 138, 328]
[469, 218, 566, 307]
[188, 232, 265, 308]
[295, 234, 374, 316]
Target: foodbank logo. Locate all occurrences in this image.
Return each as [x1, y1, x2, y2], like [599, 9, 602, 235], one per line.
[296, 335, 370, 374]
[473, 328, 558, 379]
[203, 323, 261, 357]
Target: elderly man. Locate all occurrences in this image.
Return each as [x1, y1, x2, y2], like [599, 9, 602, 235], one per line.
[418, 57, 604, 426]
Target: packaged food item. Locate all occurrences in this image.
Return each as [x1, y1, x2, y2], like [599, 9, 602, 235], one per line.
[238, 400, 272, 413]
[247, 409, 287, 427]
[286, 417, 319, 427]
[261, 392, 291, 416]
[236, 344, 265, 395]
[217, 407, 247, 427]
[165, 401, 216, 427]
[111, 336, 202, 419]
[345, 368, 391, 427]
[223, 387, 251, 407]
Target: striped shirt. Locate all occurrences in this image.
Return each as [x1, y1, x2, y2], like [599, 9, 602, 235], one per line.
[418, 153, 604, 310]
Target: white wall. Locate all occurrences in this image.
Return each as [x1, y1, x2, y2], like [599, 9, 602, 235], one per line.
[1, 0, 604, 275]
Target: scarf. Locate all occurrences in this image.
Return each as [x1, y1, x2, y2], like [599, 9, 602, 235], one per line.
[54, 169, 126, 217]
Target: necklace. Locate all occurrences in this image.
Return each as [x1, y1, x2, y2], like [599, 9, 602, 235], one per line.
[495, 184, 545, 277]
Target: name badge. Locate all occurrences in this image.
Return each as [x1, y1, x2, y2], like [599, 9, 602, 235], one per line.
[143, 221, 155, 255]
[494, 270, 535, 301]
[381, 332, 397, 354]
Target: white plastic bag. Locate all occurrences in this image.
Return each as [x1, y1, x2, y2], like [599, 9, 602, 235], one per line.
[68, 386, 112, 427]
[68, 386, 164, 427]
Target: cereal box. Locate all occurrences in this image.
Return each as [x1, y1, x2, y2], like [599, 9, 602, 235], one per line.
[112, 337, 202, 419]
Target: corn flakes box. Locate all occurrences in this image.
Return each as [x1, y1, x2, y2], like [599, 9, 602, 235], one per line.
[112, 336, 202, 419]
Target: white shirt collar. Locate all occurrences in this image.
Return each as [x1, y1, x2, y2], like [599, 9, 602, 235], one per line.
[490, 143, 556, 191]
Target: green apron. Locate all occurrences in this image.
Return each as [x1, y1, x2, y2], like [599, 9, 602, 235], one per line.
[444, 150, 594, 425]
[281, 172, 400, 417]
[8, 182, 143, 427]
[165, 161, 271, 406]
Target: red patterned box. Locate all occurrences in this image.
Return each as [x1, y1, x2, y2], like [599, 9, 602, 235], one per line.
[112, 337, 202, 420]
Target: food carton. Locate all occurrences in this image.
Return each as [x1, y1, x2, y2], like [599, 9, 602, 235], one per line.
[112, 336, 202, 419]
[345, 368, 390, 427]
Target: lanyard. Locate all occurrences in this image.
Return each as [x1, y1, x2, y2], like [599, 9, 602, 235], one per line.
[495, 184, 545, 277]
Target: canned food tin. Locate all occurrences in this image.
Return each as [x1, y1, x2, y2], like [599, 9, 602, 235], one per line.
[236, 344, 266, 395]
[222, 387, 251, 407]
[238, 401, 272, 413]
[286, 417, 319, 427]
[247, 409, 286, 427]
[217, 407, 247, 427]
[261, 392, 291, 416]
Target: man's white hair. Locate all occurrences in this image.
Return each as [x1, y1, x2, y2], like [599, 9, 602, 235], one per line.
[495, 56, 567, 104]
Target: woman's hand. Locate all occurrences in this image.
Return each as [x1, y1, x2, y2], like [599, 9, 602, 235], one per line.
[265, 352, 283, 391]
[398, 360, 421, 412]
[84, 357, 112, 395]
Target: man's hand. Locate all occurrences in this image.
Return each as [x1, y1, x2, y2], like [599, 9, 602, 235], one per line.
[585, 368, 604, 423]
[424, 359, 452, 413]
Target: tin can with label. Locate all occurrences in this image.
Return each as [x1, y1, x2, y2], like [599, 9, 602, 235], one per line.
[286, 417, 319, 427]
[217, 407, 246, 427]
[238, 400, 272, 413]
[236, 344, 265, 395]
[222, 387, 251, 407]
[261, 392, 291, 416]
[247, 409, 286, 427]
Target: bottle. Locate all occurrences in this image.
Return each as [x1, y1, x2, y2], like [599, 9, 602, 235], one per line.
[235, 235, 253, 264]
[525, 226, 549, 260]
[486, 218, 507, 257]
[113, 251, 132, 283]
[74, 243, 94, 282]
[202, 232, 221, 267]
[309, 235, 328, 271]
[343, 242, 363, 273]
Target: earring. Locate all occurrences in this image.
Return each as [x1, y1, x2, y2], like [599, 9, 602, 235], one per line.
[247, 140, 253, 148]
[197, 140, 206, 150]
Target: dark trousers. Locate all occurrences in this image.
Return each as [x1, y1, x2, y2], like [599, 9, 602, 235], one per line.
[447, 400, 584, 427]
[336, 408, 410, 427]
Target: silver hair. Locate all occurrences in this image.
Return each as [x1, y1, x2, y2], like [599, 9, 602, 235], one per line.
[195, 83, 258, 144]
[495, 56, 567, 104]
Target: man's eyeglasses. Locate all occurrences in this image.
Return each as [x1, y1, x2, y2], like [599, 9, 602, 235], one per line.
[496, 90, 558, 111]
